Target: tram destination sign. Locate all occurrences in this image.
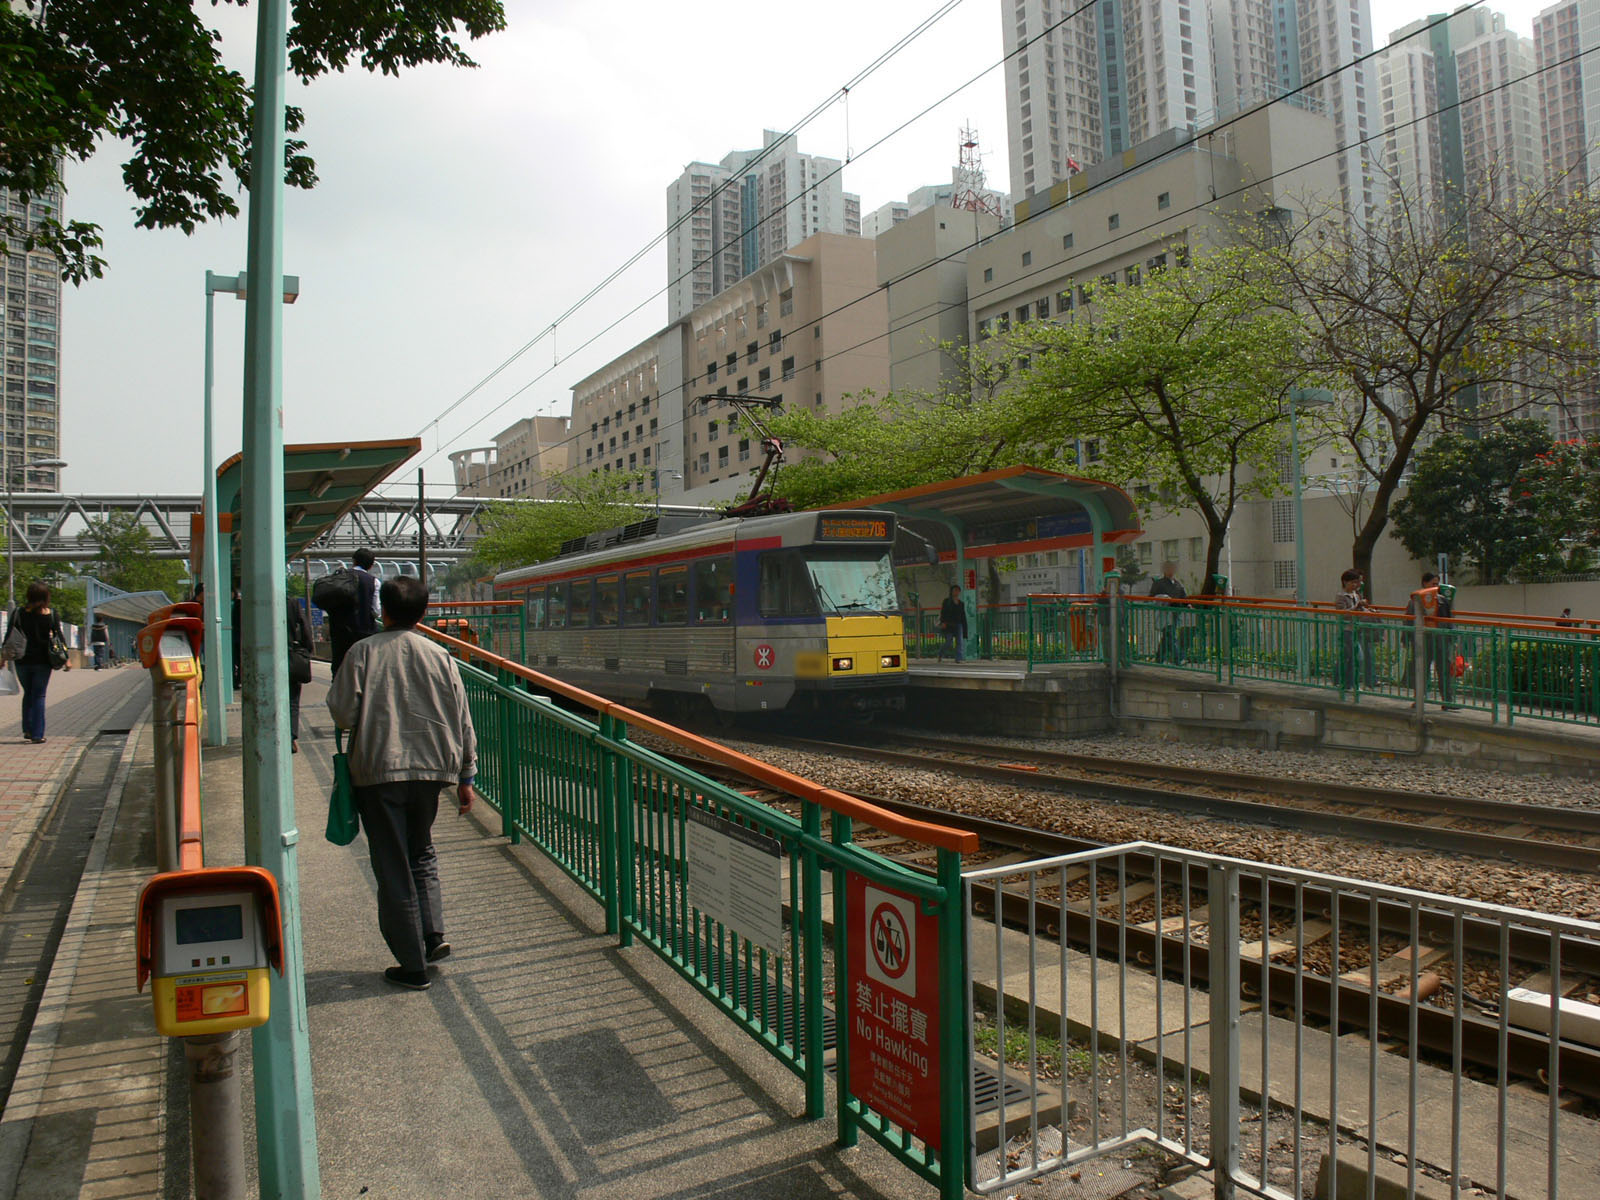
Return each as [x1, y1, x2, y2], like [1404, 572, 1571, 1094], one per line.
[816, 515, 893, 541]
[845, 874, 941, 1148]
[685, 807, 785, 957]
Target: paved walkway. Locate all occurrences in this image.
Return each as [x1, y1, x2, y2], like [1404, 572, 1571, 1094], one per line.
[0, 669, 938, 1199]
[0, 666, 148, 899]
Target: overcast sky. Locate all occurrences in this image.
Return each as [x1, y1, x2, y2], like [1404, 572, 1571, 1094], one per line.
[57, 0, 1554, 500]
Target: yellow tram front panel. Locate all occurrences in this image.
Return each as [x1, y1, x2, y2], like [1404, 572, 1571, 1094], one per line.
[823, 616, 906, 677]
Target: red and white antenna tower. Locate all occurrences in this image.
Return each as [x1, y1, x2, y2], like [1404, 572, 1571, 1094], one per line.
[952, 125, 1003, 217]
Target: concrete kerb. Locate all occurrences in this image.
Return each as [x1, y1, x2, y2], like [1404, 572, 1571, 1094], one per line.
[0, 723, 144, 1200]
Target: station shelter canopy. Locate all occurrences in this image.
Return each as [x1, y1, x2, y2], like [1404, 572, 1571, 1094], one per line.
[825, 466, 1142, 589]
[196, 438, 422, 576]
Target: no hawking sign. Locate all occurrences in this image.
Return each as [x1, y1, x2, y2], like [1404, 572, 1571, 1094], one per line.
[846, 877, 941, 1148]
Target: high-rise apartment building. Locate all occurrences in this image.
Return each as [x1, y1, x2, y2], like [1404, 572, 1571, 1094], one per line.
[1456, 27, 1543, 192]
[1377, 38, 1444, 209]
[1001, 0, 1375, 220]
[666, 132, 861, 323]
[1535, 0, 1589, 193]
[1, 185, 64, 496]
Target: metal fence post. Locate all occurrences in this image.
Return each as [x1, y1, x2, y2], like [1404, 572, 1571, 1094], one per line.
[936, 846, 970, 1200]
[1413, 602, 1428, 726]
[831, 812, 859, 1149]
[1207, 864, 1241, 1200]
[597, 712, 622, 939]
[1218, 597, 1231, 684]
[497, 671, 520, 845]
[800, 802, 825, 1120]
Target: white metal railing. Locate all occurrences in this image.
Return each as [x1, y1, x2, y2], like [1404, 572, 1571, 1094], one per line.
[964, 842, 1600, 1199]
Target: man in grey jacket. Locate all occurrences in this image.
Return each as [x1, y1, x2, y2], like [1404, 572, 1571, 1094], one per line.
[328, 574, 479, 991]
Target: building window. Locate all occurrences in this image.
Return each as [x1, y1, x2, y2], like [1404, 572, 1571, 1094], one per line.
[1138, 541, 1153, 566]
[1273, 560, 1297, 591]
[707, 360, 718, 381]
[1189, 536, 1204, 561]
[1108, 213, 1120, 230]
[709, 421, 719, 442]
[983, 267, 994, 282]
[1162, 539, 1179, 563]
[758, 367, 771, 390]
[780, 290, 794, 316]
[1125, 265, 1141, 286]
[1158, 191, 1171, 210]
[1035, 297, 1049, 320]
[1015, 305, 1030, 325]
[1062, 232, 1074, 249]
[1022, 251, 1032, 266]
[738, 377, 748, 391]
[1271, 499, 1295, 543]
[781, 356, 795, 380]
[746, 341, 758, 362]
[977, 318, 992, 340]
[1056, 288, 1073, 313]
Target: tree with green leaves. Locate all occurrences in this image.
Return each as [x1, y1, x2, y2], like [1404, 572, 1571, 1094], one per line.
[1236, 167, 1600, 589]
[77, 512, 188, 597]
[472, 470, 652, 572]
[1389, 420, 1553, 584]
[1512, 437, 1600, 577]
[1005, 246, 1304, 595]
[0, 0, 505, 282]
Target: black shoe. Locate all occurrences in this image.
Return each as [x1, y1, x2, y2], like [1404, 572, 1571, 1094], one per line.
[384, 967, 430, 990]
[31, 737, 44, 744]
[426, 940, 451, 963]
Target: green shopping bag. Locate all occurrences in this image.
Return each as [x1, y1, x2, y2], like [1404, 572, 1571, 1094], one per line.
[326, 729, 360, 846]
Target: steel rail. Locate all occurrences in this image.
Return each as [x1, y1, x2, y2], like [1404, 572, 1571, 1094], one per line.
[750, 733, 1600, 874]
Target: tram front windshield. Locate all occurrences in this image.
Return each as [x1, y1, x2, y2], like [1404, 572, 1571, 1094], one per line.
[806, 552, 897, 616]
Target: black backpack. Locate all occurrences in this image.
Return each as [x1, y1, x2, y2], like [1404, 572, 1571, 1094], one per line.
[311, 569, 362, 620]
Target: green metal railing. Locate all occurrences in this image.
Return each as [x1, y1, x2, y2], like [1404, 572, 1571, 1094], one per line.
[1027, 593, 1600, 728]
[428, 600, 526, 663]
[439, 633, 978, 1199]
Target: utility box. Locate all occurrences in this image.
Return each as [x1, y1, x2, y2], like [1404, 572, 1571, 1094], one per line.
[1171, 692, 1205, 721]
[1281, 708, 1322, 737]
[1202, 694, 1249, 722]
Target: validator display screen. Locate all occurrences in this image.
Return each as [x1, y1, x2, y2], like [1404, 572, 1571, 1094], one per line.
[175, 903, 245, 946]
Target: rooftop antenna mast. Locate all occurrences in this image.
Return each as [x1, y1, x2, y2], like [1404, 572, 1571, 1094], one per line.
[694, 393, 793, 518]
[952, 124, 1003, 217]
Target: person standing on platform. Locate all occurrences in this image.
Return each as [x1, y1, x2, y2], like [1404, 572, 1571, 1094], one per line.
[1148, 560, 1188, 664]
[89, 619, 110, 670]
[286, 595, 314, 754]
[7, 583, 64, 743]
[937, 584, 968, 663]
[328, 548, 381, 677]
[1334, 568, 1376, 689]
[1404, 572, 1456, 707]
[327, 575, 478, 991]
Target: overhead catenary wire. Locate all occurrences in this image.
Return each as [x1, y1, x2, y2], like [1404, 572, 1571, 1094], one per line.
[439, 14, 1587, 504]
[413, 0, 969, 443]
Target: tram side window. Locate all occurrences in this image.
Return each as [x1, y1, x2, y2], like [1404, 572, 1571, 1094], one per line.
[547, 583, 568, 629]
[526, 586, 547, 630]
[757, 552, 819, 618]
[594, 575, 620, 627]
[623, 571, 651, 625]
[656, 566, 689, 625]
[693, 555, 732, 624]
[569, 579, 593, 628]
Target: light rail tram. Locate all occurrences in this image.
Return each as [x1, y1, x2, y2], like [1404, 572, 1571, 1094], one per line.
[492, 508, 909, 719]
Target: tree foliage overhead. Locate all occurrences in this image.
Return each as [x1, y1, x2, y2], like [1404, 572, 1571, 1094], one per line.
[1005, 245, 1304, 594]
[1236, 167, 1600, 587]
[0, 0, 506, 282]
[472, 470, 652, 572]
[1388, 420, 1553, 585]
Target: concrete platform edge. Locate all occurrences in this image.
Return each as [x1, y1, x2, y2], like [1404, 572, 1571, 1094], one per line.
[0, 722, 145, 1200]
[0, 735, 95, 908]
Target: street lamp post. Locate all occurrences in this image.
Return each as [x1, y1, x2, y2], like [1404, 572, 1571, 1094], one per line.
[203, 270, 299, 747]
[5, 455, 68, 614]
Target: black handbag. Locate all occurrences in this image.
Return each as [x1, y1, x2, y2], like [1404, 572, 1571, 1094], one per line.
[289, 646, 313, 685]
[46, 621, 69, 670]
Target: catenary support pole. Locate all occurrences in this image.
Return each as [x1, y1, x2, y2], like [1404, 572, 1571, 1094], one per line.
[202, 276, 229, 745]
[238, 0, 320, 1194]
[417, 468, 427, 583]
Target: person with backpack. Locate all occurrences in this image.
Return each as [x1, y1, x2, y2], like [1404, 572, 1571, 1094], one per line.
[5, 582, 68, 743]
[317, 548, 381, 676]
[287, 594, 315, 754]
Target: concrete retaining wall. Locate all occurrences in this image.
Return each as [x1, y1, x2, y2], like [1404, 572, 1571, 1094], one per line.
[906, 667, 1113, 738]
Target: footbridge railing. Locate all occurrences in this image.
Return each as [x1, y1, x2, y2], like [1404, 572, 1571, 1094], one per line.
[424, 628, 981, 1200]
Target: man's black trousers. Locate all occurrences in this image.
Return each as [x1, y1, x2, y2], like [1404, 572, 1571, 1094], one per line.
[355, 780, 446, 974]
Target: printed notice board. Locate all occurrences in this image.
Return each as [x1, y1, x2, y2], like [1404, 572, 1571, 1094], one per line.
[846, 875, 941, 1148]
[685, 807, 785, 957]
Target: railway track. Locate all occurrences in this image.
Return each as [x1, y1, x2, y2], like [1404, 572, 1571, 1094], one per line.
[741, 730, 1600, 875]
[663, 746, 1600, 1102]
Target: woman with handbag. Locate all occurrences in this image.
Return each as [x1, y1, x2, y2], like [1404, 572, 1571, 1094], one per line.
[287, 594, 315, 754]
[8, 582, 67, 744]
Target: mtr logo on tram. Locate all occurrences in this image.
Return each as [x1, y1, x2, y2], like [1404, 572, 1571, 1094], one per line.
[493, 509, 909, 719]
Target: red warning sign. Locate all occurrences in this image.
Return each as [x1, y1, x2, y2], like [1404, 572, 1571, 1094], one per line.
[846, 874, 941, 1148]
[753, 644, 775, 670]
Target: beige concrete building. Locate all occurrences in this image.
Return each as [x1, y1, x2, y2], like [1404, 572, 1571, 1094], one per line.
[448, 415, 571, 499]
[876, 206, 1002, 398]
[570, 232, 888, 506]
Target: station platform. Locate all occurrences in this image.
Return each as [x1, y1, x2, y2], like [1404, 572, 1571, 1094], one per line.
[0, 670, 938, 1199]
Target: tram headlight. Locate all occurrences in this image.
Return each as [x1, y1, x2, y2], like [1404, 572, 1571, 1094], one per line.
[831, 656, 854, 672]
[880, 653, 901, 668]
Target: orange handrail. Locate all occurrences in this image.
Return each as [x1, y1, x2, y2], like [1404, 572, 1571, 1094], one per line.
[178, 680, 204, 871]
[423, 627, 980, 854]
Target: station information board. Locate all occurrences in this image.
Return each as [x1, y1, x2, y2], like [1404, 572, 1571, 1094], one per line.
[685, 806, 785, 957]
[845, 874, 941, 1148]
